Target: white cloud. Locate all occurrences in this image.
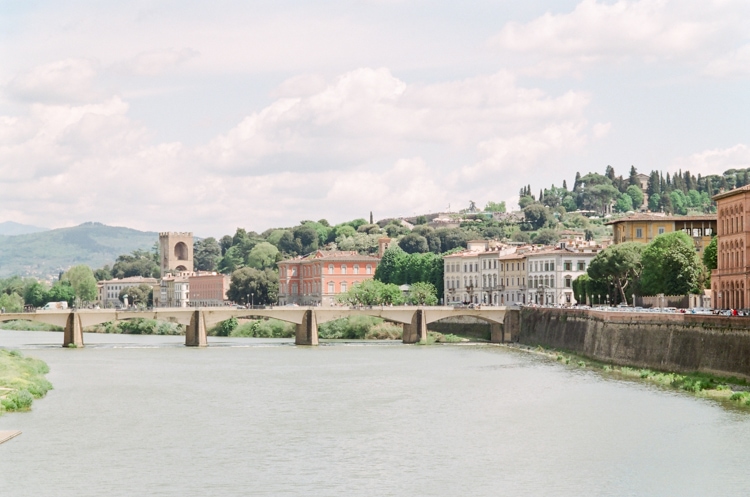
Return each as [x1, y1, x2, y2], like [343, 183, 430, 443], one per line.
[122, 48, 199, 75]
[0, 66, 599, 234]
[673, 144, 750, 176]
[490, 0, 750, 76]
[704, 44, 750, 78]
[6, 59, 99, 103]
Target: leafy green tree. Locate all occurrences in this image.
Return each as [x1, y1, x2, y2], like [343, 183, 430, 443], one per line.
[406, 282, 438, 305]
[626, 185, 644, 207]
[227, 267, 279, 305]
[119, 284, 153, 307]
[614, 193, 634, 213]
[61, 265, 98, 304]
[292, 225, 319, 254]
[276, 231, 298, 255]
[512, 231, 532, 243]
[587, 242, 644, 304]
[578, 173, 620, 214]
[302, 221, 332, 245]
[484, 201, 506, 213]
[533, 228, 559, 245]
[337, 279, 405, 306]
[246, 242, 279, 270]
[24, 281, 48, 308]
[47, 281, 76, 307]
[194, 237, 222, 271]
[523, 204, 550, 230]
[434, 228, 469, 252]
[112, 250, 160, 278]
[641, 231, 702, 295]
[375, 247, 407, 285]
[218, 245, 244, 274]
[518, 195, 535, 209]
[703, 236, 717, 271]
[214, 317, 238, 337]
[0, 292, 23, 312]
[94, 265, 112, 281]
[219, 235, 233, 255]
[399, 233, 429, 254]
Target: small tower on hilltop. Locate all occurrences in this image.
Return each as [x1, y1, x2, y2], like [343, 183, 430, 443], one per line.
[159, 232, 194, 276]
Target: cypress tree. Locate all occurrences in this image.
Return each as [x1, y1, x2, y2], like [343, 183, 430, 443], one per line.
[563, 179, 568, 190]
[629, 166, 638, 186]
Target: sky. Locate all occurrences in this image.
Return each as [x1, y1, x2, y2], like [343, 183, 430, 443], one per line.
[1, 0, 749, 238]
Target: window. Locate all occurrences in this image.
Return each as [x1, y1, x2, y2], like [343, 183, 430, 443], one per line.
[565, 276, 572, 288]
[564, 261, 572, 271]
[636, 228, 643, 238]
[658, 227, 665, 235]
[366, 265, 372, 274]
[328, 264, 334, 274]
[341, 265, 347, 274]
[544, 262, 549, 271]
[341, 282, 347, 293]
[577, 262, 585, 271]
[483, 260, 486, 269]
[550, 262, 555, 271]
[354, 265, 359, 274]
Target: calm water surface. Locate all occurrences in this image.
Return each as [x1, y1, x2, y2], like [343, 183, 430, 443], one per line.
[2, 330, 750, 497]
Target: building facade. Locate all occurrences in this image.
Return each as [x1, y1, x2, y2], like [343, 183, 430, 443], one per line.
[498, 250, 528, 305]
[443, 240, 514, 305]
[277, 250, 380, 306]
[526, 245, 599, 305]
[606, 214, 716, 254]
[711, 186, 750, 309]
[188, 272, 230, 307]
[159, 232, 194, 275]
[99, 276, 158, 308]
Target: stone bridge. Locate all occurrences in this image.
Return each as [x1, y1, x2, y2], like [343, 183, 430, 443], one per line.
[0, 306, 512, 347]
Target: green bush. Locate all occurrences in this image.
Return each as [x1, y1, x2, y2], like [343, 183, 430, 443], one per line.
[230, 319, 295, 338]
[1, 389, 34, 411]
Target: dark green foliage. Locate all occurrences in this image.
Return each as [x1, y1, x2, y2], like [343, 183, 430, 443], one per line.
[533, 228, 559, 245]
[587, 242, 644, 304]
[214, 317, 238, 337]
[112, 249, 160, 279]
[523, 204, 551, 230]
[374, 247, 444, 299]
[118, 284, 153, 307]
[194, 237, 222, 271]
[641, 231, 702, 296]
[227, 267, 279, 305]
[398, 233, 429, 254]
[703, 236, 717, 272]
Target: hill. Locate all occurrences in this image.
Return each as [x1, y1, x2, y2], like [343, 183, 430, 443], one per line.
[0, 221, 48, 236]
[0, 222, 158, 280]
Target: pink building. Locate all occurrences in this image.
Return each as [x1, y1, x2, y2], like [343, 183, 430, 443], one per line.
[189, 272, 230, 307]
[278, 250, 380, 306]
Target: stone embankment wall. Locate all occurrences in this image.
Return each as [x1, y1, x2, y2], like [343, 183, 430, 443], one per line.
[519, 308, 750, 379]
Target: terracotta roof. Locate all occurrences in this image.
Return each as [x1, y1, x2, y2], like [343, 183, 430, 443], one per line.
[605, 213, 716, 225]
[712, 184, 750, 201]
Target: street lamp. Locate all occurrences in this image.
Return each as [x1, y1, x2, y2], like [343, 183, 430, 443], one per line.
[251, 292, 254, 309]
[246, 294, 249, 307]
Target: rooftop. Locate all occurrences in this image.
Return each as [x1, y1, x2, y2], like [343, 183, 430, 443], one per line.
[605, 213, 716, 225]
[712, 184, 750, 201]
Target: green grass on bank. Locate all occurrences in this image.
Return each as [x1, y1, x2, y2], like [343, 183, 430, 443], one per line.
[527, 345, 750, 409]
[0, 349, 53, 415]
[0, 320, 62, 331]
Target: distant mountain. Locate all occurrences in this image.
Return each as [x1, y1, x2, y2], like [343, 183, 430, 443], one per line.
[0, 221, 48, 236]
[0, 222, 158, 280]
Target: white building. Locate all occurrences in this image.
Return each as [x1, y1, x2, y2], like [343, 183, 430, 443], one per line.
[443, 240, 514, 304]
[526, 243, 601, 305]
[99, 276, 158, 308]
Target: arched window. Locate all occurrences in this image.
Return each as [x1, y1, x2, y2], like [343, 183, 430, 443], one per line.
[366, 265, 372, 274]
[329, 264, 334, 274]
[328, 282, 334, 293]
[341, 282, 348, 293]
[342, 265, 347, 275]
[354, 264, 359, 274]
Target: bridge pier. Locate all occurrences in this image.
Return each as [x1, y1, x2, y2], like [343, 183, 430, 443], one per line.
[63, 312, 84, 348]
[295, 310, 318, 346]
[186, 310, 207, 347]
[402, 309, 427, 344]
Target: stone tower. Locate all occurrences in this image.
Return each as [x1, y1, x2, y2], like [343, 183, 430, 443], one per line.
[159, 232, 194, 276]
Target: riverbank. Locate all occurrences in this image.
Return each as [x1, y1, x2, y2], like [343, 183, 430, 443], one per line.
[505, 342, 750, 410]
[0, 349, 53, 416]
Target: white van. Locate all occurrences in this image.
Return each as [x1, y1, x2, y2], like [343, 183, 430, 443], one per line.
[41, 301, 69, 310]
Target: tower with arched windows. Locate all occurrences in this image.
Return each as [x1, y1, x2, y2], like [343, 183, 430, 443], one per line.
[159, 232, 194, 276]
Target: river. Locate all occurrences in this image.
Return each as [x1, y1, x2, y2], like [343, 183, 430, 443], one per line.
[1, 330, 750, 496]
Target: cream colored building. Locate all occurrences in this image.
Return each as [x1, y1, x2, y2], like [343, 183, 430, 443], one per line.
[526, 244, 600, 305]
[443, 240, 514, 304]
[99, 276, 158, 308]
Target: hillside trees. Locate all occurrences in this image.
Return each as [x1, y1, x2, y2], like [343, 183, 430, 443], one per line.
[112, 249, 160, 278]
[194, 237, 222, 271]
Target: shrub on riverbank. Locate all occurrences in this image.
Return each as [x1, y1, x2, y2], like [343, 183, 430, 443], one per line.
[87, 319, 183, 335]
[318, 316, 402, 340]
[0, 349, 53, 415]
[0, 320, 62, 331]
[227, 319, 295, 338]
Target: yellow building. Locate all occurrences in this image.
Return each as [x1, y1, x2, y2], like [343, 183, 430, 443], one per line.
[605, 214, 717, 253]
